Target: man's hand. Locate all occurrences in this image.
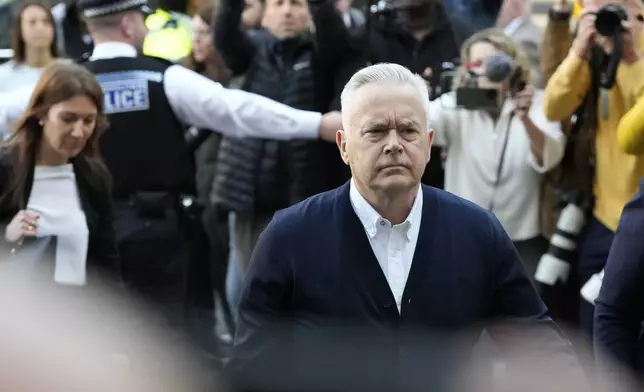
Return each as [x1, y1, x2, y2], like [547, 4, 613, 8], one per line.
[318, 111, 342, 142]
[514, 85, 534, 119]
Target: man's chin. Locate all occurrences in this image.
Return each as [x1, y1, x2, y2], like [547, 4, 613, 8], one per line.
[373, 176, 415, 192]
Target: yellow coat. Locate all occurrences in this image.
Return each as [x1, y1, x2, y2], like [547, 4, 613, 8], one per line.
[543, 37, 644, 231]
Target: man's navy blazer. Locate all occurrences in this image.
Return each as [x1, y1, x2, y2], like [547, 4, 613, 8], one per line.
[595, 178, 644, 379]
[228, 181, 577, 392]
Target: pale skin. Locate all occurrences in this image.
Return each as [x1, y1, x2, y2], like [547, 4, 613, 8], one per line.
[336, 82, 434, 225]
[4, 94, 98, 245]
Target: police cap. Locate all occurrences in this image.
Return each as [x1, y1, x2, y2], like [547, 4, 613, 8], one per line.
[78, 0, 154, 19]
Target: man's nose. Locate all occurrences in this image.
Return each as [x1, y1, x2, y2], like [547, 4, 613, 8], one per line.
[383, 130, 403, 154]
[282, 4, 294, 14]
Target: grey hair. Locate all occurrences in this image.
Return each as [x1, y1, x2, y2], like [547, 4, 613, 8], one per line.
[340, 63, 431, 131]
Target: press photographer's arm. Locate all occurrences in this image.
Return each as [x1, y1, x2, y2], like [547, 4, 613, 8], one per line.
[515, 86, 546, 165]
[615, 21, 644, 155]
[542, 11, 593, 121]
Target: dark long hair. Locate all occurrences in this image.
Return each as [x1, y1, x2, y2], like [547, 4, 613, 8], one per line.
[11, 3, 59, 64]
[1, 62, 109, 210]
[184, 6, 232, 85]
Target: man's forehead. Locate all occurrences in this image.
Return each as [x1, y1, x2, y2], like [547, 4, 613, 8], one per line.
[347, 85, 426, 127]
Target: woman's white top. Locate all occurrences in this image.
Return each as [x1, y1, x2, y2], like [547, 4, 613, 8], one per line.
[0, 61, 44, 93]
[26, 164, 89, 285]
[429, 90, 566, 241]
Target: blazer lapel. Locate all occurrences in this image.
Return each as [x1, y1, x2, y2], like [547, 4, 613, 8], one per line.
[335, 181, 399, 320]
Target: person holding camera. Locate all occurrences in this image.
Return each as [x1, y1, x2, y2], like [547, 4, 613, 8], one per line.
[542, 0, 644, 340]
[428, 28, 565, 277]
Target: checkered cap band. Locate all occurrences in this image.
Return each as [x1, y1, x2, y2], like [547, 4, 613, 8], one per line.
[83, 0, 147, 18]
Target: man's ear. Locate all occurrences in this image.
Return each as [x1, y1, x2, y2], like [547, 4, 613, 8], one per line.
[336, 129, 350, 165]
[427, 128, 435, 163]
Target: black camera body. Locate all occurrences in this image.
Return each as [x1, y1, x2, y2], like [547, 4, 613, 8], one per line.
[591, 3, 628, 88]
[595, 3, 628, 37]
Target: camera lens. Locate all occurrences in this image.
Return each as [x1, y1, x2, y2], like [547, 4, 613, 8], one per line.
[595, 4, 628, 37]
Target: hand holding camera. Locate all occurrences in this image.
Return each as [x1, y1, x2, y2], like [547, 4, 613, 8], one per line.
[572, 10, 597, 59]
[573, 0, 642, 63]
[514, 85, 534, 119]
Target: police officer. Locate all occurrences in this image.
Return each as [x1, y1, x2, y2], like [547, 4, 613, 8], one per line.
[1, 0, 342, 334]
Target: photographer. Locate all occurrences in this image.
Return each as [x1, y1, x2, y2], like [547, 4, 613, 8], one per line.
[542, 0, 644, 340]
[429, 29, 565, 276]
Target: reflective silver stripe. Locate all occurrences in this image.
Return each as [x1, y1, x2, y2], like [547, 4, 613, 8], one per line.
[83, 0, 147, 18]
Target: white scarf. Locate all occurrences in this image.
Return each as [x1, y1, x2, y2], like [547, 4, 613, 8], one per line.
[26, 164, 89, 285]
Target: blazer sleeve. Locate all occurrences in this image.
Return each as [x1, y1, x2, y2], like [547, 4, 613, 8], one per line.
[594, 187, 644, 374]
[226, 215, 295, 392]
[486, 213, 548, 321]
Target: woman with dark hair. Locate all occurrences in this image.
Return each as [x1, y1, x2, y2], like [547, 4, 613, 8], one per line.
[0, 61, 119, 287]
[185, 6, 231, 84]
[0, 3, 59, 92]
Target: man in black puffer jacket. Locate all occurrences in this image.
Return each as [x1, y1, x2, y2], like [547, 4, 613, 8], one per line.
[213, 0, 361, 277]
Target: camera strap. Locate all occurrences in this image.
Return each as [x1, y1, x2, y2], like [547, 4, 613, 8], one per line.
[488, 110, 515, 212]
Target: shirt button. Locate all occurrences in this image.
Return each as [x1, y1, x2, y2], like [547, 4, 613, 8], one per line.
[379, 220, 386, 226]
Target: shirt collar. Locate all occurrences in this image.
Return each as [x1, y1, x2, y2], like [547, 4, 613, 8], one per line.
[349, 179, 423, 241]
[90, 42, 138, 61]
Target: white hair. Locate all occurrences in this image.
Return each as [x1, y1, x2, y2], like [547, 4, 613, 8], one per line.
[340, 63, 431, 131]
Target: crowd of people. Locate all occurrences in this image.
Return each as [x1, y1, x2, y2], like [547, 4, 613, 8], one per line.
[0, 0, 644, 390]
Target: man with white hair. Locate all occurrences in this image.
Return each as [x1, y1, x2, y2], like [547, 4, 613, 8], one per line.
[228, 63, 583, 392]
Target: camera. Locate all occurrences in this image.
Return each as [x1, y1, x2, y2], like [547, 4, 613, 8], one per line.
[437, 53, 524, 111]
[595, 3, 628, 37]
[535, 203, 587, 286]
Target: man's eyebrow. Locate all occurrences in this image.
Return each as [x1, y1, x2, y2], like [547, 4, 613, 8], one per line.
[400, 119, 422, 128]
[362, 119, 389, 129]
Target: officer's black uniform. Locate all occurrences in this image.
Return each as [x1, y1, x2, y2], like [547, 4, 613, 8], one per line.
[76, 0, 201, 334]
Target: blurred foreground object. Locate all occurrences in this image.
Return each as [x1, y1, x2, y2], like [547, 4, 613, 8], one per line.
[0, 264, 221, 392]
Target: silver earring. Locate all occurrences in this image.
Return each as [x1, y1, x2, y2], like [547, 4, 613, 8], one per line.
[38, 120, 43, 126]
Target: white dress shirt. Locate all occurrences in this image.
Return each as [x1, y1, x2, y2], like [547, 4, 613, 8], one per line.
[0, 42, 322, 140]
[349, 179, 423, 313]
[430, 91, 566, 241]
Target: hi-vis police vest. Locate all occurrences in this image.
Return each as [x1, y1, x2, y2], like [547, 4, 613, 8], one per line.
[143, 9, 193, 62]
[80, 56, 194, 196]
